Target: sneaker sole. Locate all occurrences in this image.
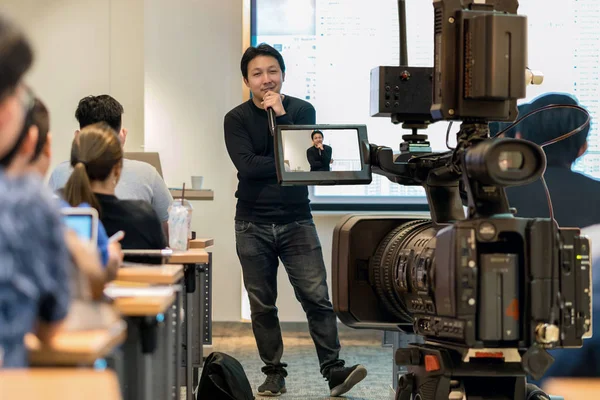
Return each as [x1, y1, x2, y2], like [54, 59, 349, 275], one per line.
[329, 365, 368, 397]
[258, 387, 287, 397]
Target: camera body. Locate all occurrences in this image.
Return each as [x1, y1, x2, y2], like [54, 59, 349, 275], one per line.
[333, 215, 592, 350]
[273, 0, 593, 387]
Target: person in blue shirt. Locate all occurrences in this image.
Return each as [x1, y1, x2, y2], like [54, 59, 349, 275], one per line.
[0, 15, 71, 368]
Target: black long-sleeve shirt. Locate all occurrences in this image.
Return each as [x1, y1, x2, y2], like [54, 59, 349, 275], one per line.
[306, 145, 332, 171]
[224, 95, 315, 223]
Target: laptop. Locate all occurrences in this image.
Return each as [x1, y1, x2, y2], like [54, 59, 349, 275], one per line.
[124, 152, 164, 178]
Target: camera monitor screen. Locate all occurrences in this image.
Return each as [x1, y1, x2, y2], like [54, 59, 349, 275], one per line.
[274, 124, 372, 186]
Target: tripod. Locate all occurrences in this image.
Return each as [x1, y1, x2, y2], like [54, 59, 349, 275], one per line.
[394, 343, 561, 400]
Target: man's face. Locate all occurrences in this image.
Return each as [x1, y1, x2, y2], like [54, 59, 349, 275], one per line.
[244, 55, 284, 102]
[312, 133, 323, 146]
[0, 88, 26, 160]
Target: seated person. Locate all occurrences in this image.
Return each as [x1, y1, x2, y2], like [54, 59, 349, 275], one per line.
[62, 122, 167, 249]
[490, 92, 600, 228]
[6, 96, 123, 297]
[0, 16, 70, 368]
[306, 130, 333, 171]
[48, 95, 172, 236]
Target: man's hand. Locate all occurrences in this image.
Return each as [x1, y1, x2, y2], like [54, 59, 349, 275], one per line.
[262, 91, 286, 116]
[316, 143, 324, 151]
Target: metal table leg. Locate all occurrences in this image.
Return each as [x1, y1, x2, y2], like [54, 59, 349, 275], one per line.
[174, 289, 183, 399]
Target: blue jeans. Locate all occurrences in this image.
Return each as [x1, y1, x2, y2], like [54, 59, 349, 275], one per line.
[235, 218, 344, 378]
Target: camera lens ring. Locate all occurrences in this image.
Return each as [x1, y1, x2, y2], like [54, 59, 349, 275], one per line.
[370, 220, 432, 321]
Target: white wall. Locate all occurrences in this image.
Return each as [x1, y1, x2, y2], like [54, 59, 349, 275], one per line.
[0, 0, 144, 173]
[283, 129, 313, 171]
[144, 0, 244, 321]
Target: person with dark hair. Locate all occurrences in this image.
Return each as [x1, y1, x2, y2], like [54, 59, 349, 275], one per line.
[225, 43, 367, 397]
[63, 122, 166, 250]
[0, 16, 71, 368]
[5, 96, 123, 300]
[13, 97, 122, 274]
[489, 92, 600, 228]
[75, 95, 124, 134]
[0, 14, 33, 102]
[0, 13, 34, 169]
[48, 95, 173, 235]
[306, 130, 333, 171]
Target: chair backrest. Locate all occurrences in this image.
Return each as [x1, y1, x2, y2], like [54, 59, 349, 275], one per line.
[124, 152, 164, 178]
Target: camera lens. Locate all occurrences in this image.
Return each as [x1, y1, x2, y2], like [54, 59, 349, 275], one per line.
[465, 138, 545, 186]
[369, 220, 437, 321]
[498, 151, 524, 172]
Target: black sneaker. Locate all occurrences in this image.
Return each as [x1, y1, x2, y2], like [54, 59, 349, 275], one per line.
[328, 364, 368, 397]
[258, 373, 287, 396]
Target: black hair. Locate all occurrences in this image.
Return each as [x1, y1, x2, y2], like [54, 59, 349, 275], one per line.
[30, 98, 50, 162]
[0, 15, 33, 101]
[240, 43, 285, 80]
[489, 92, 590, 167]
[75, 95, 124, 132]
[311, 130, 324, 140]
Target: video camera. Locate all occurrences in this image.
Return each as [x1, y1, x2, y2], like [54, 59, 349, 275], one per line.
[273, 0, 592, 398]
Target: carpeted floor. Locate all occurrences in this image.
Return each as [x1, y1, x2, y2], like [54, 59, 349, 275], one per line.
[205, 322, 395, 400]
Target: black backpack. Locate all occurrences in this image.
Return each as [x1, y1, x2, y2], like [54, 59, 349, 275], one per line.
[197, 352, 255, 400]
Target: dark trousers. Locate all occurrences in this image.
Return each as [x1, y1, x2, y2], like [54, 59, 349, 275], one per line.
[235, 218, 344, 378]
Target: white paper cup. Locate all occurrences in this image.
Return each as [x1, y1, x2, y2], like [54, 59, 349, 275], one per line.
[191, 176, 203, 190]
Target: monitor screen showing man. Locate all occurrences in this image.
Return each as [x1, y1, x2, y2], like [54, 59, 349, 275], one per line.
[281, 128, 362, 173]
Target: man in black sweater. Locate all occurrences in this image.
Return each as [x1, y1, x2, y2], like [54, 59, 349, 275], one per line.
[224, 44, 366, 397]
[489, 92, 600, 229]
[306, 129, 333, 171]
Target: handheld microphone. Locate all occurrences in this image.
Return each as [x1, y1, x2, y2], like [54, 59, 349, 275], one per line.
[267, 107, 277, 136]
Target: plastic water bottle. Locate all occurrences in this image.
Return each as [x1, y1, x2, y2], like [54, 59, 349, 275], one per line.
[168, 199, 193, 250]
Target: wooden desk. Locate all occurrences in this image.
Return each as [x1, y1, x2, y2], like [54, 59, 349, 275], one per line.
[116, 264, 184, 285]
[0, 369, 122, 400]
[189, 237, 214, 249]
[544, 378, 600, 400]
[25, 320, 127, 366]
[168, 249, 209, 264]
[112, 293, 176, 316]
[169, 189, 214, 201]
